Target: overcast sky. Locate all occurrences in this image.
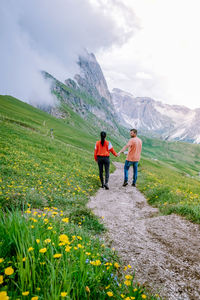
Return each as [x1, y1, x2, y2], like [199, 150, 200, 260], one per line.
[0, 0, 200, 109]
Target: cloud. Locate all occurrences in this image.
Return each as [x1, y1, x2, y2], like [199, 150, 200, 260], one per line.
[0, 0, 137, 106]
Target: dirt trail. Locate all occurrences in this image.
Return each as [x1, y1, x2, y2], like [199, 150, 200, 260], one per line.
[88, 163, 200, 300]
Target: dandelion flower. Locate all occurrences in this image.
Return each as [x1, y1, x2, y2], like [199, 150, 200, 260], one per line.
[62, 218, 69, 223]
[44, 239, 51, 244]
[39, 248, 47, 253]
[36, 239, 40, 244]
[22, 291, 29, 296]
[5, 266, 14, 275]
[60, 292, 67, 297]
[124, 280, 131, 286]
[141, 295, 147, 299]
[114, 262, 120, 268]
[59, 234, 69, 244]
[28, 247, 34, 252]
[0, 275, 3, 284]
[53, 254, 62, 258]
[125, 275, 133, 280]
[0, 291, 9, 300]
[107, 291, 113, 297]
[65, 246, 71, 252]
[0, 258, 4, 263]
[31, 297, 39, 300]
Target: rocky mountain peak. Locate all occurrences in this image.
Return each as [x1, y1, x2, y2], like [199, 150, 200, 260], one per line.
[65, 50, 112, 104]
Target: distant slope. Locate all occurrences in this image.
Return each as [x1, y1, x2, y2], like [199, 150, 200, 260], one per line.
[112, 88, 200, 144]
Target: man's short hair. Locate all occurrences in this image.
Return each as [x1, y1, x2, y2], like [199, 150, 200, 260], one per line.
[130, 129, 137, 135]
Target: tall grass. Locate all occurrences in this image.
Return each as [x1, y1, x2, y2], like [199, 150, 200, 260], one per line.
[138, 158, 200, 223]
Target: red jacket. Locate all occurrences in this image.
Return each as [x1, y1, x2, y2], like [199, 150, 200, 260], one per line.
[94, 140, 117, 161]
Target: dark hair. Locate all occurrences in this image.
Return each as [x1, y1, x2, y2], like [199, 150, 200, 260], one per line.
[100, 131, 106, 146]
[130, 129, 137, 135]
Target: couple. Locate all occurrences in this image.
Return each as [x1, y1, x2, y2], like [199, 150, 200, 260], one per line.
[94, 129, 142, 190]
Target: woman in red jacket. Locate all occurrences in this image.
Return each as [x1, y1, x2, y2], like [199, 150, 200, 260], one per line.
[94, 131, 118, 190]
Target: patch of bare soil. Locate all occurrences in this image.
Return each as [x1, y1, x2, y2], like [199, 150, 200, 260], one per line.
[88, 163, 200, 300]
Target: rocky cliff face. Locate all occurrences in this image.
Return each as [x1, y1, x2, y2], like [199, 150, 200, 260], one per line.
[72, 51, 112, 104]
[112, 88, 200, 143]
[43, 51, 125, 131]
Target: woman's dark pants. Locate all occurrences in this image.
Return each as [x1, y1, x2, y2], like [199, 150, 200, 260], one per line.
[97, 156, 110, 186]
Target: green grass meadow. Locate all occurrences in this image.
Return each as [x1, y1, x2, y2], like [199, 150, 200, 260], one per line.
[0, 96, 158, 299]
[0, 94, 199, 299]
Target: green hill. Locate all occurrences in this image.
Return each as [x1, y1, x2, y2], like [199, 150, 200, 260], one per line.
[0, 94, 200, 299]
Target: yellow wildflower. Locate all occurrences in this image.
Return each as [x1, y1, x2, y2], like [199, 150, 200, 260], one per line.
[0, 258, 4, 263]
[53, 254, 62, 258]
[114, 262, 120, 268]
[5, 266, 14, 275]
[107, 291, 113, 297]
[124, 280, 131, 286]
[28, 247, 34, 252]
[65, 246, 71, 252]
[22, 291, 29, 296]
[62, 218, 69, 223]
[44, 239, 51, 244]
[31, 297, 39, 300]
[47, 226, 53, 230]
[0, 291, 9, 300]
[141, 295, 147, 299]
[36, 239, 40, 244]
[39, 248, 47, 253]
[0, 275, 3, 284]
[61, 292, 67, 297]
[59, 234, 69, 244]
[121, 294, 125, 299]
[125, 275, 133, 280]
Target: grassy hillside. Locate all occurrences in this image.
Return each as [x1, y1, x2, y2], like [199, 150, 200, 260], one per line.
[0, 94, 199, 299]
[141, 135, 200, 178]
[0, 95, 158, 300]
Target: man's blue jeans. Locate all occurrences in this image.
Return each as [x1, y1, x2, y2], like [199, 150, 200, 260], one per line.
[124, 160, 138, 184]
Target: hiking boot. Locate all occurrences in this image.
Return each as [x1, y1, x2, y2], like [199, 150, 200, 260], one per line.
[104, 183, 109, 190]
[131, 183, 136, 187]
[122, 181, 128, 187]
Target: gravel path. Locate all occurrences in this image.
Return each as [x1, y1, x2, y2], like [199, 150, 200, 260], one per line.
[88, 162, 200, 300]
